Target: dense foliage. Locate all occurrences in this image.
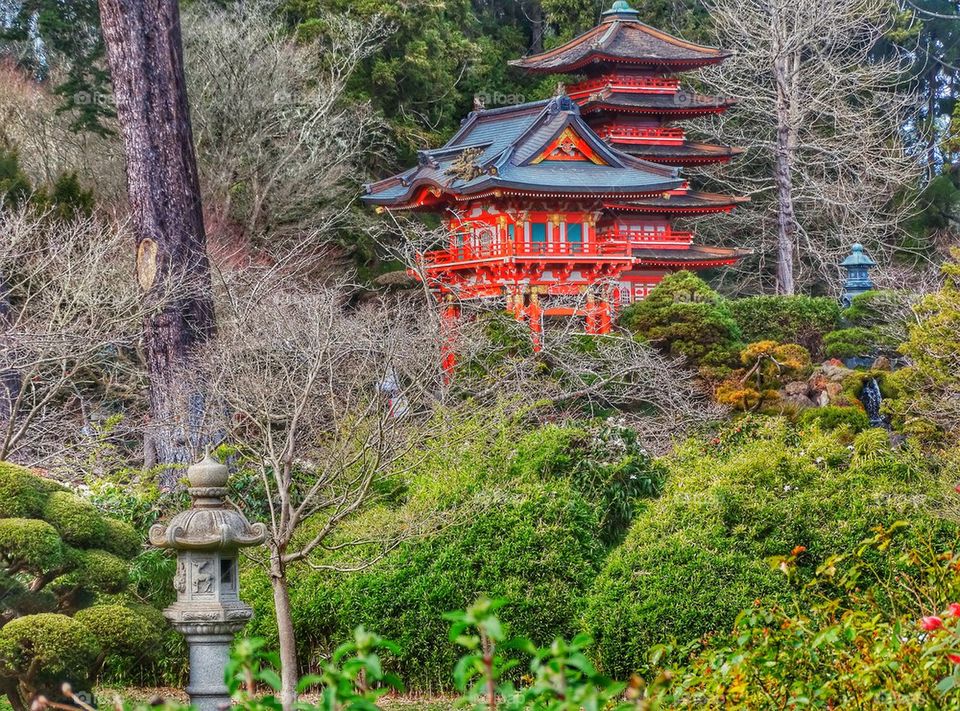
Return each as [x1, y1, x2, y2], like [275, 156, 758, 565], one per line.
[0, 462, 163, 709]
[728, 295, 841, 357]
[582, 418, 957, 679]
[619, 271, 741, 371]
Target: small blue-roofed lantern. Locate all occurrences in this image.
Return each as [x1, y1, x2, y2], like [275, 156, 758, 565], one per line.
[840, 243, 877, 308]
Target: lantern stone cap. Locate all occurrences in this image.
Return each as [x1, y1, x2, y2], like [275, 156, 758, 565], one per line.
[149, 453, 267, 552]
[841, 243, 877, 267]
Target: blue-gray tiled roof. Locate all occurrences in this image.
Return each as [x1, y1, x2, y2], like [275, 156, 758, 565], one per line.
[362, 96, 682, 208]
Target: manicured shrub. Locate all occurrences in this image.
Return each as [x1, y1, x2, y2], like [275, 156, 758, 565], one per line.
[0, 613, 100, 700]
[101, 518, 143, 559]
[823, 326, 895, 360]
[0, 519, 64, 571]
[0, 461, 149, 707]
[244, 478, 606, 690]
[0, 462, 46, 518]
[619, 271, 741, 370]
[728, 295, 841, 357]
[582, 419, 957, 678]
[798, 405, 870, 433]
[74, 604, 162, 664]
[43, 491, 108, 548]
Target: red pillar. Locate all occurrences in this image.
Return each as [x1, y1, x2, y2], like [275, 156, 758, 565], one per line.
[441, 298, 460, 377]
[528, 291, 543, 352]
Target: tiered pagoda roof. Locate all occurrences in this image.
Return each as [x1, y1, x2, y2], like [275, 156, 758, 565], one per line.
[509, 1, 741, 168]
[508, 2, 730, 73]
[363, 96, 683, 209]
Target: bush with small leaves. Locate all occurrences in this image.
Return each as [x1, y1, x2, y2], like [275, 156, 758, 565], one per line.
[0, 462, 148, 709]
[0, 462, 46, 518]
[43, 491, 109, 548]
[74, 604, 162, 673]
[728, 295, 841, 358]
[798, 405, 870, 433]
[619, 271, 741, 371]
[0, 613, 100, 703]
[101, 519, 143, 559]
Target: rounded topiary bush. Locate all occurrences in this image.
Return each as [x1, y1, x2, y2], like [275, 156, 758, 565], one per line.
[43, 491, 109, 548]
[582, 418, 958, 678]
[0, 462, 46, 519]
[618, 271, 741, 370]
[74, 604, 162, 661]
[245, 478, 606, 690]
[101, 518, 142, 559]
[0, 613, 100, 699]
[0, 519, 64, 572]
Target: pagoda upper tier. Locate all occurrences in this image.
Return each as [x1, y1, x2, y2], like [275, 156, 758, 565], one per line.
[509, 0, 742, 168]
[363, 96, 683, 210]
[509, 1, 730, 73]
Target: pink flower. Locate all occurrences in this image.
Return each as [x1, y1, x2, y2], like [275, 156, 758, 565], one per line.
[922, 616, 944, 631]
[949, 654, 960, 665]
[947, 603, 960, 618]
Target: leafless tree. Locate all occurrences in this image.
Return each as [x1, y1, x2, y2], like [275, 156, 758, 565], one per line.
[0, 210, 157, 472]
[698, 0, 921, 295]
[0, 63, 125, 201]
[182, 1, 389, 245]
[200, 260, 451, 710]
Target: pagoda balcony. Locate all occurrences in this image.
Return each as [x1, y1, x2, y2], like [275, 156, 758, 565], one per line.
[421, 239, 633, 268]
[568, 76, 680, 99]
[598, 227, 694, 247]
[595, 126, 685, 144]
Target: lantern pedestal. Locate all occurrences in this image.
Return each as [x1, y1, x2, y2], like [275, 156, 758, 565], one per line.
[150, 455, 267, 711]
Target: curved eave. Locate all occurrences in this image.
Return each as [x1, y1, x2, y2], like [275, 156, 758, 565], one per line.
[512, 53, 728, 75]
[633, 247, 752, 268]
[581, 101, 735, 118]
[364, 183, 683, 212]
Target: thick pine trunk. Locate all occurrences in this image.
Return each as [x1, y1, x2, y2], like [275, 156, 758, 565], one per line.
[270, 556, 300, 711]
[773, 52, 797, 296]
[98, 0, 215, 487]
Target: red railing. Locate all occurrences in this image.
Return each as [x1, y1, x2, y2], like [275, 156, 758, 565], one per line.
[568, 76, 680, 99]
[595, 126, 685, 143]
[598, 228, 693, 245]
[421, 239, 632, 267]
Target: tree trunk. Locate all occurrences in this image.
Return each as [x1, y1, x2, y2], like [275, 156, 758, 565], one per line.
[773, 51, 797, 295]
[98, 0, 215, 487]
[270, 556, 299, 711]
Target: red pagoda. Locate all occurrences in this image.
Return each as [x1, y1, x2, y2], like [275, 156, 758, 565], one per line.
[362, 0, 748, 344]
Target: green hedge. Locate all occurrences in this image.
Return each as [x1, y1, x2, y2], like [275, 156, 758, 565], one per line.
[243, 478, 606, 691]
[582, 419, 957, 678]
[728, 295, 841, 357]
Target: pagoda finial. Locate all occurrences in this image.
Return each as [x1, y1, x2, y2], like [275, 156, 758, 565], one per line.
[602, 0, 640, 18]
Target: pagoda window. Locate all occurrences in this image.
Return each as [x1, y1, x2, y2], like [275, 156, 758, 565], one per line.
[508, 223, 515, 243]
[530, 222, 547, 253]
[567, 223, 583, 253]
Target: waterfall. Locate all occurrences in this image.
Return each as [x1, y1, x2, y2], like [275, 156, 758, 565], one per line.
[859, 378, 886, 428]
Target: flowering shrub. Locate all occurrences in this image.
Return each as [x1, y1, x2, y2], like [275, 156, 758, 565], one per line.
[645, 524, 960, 707]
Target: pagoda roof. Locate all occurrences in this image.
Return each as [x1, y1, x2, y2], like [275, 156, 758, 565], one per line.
[508, 2, 730, 74]
[632, 245, 752, 267]
[580, 90, 735, 117]
[615, 141, 744, 166]
[606, 191, 750, 214]
[362, 96, 682, 209]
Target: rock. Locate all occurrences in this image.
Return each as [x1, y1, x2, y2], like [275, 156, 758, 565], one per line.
[816, 391, 831, 407]
[824, 382, 844, 400]
[872, 356, 892, 371]
[783, 393, 816, 409]
[784, 381, 809, 397]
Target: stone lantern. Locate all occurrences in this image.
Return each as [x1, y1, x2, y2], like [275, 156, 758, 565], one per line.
[150, 454, 267, 711]
[840, 243, 877, 307]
